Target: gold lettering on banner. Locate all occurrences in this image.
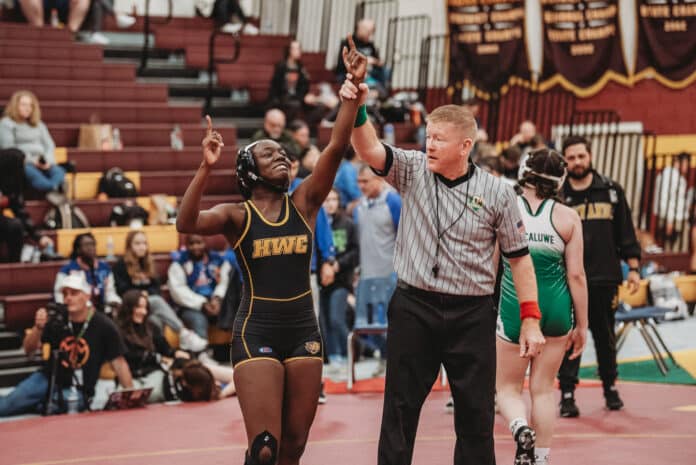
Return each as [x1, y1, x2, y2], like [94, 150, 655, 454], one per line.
[484, 27, 522, 42]
[544, 10, 584, 23]
[673, 4, 696, 17]
[490, 8, 524, 23]
[449, 0, 504, 5]
[548, 28, 576, 42]
[640, 5, 670, 18]
[571, 43, 595, 56]
[578, 24, 615, 41]
[585, 5, 617, 21]
[449, 11, 488, 25]
[458, 31, 482, 44]
[664, 20, 687, 32]
[477, 43, 500, 54]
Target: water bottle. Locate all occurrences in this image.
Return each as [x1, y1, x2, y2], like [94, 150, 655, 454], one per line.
[170, 124, 184, 151]
[383, 123, 395, 145]
[50, 9, 60, 28]
[112, 128, 122, 151]
[106, 235, 115, 261]
[66, 386, 79, 414]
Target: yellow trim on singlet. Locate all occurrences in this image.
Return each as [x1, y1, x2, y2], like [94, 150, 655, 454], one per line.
[233, 357, 282, 369]
[248, 195, 290, 227]
[237, 243, 255, 358]
[232, 202, 252, 250]
[253, 288, 312, 302]
[283, 356, 323, 364]
[289, 197, 313, 233]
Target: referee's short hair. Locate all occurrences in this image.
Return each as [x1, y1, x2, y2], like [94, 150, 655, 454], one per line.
[427, 105, 477, 141]
[562, 135, 591, 155]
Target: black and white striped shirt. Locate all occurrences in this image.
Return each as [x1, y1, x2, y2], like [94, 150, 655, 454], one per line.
[374, 144, 529, 296]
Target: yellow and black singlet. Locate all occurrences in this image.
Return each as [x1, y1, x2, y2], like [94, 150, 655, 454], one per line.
[230, 194, 322, 367]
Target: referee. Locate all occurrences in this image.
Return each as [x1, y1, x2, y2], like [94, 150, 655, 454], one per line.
[340, 78, 546, 464]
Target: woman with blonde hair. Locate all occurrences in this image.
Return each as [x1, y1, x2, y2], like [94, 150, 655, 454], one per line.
[112, 230, 208, 352]
[0, 90, 65, 194]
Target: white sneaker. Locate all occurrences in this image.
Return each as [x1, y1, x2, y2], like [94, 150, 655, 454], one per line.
[116, 13, 136, 29]
[82, 31, 110, 45]
[221, 22, 243, 34]
[242, 23, 259, 35]
[179, 328, 208, 352]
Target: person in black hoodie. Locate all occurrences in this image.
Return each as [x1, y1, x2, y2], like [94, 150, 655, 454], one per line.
[336, 18, 388, 98]
[268, 40, 311, 122]
[320, 188, 359, 365]
[556, 135, 641, 417]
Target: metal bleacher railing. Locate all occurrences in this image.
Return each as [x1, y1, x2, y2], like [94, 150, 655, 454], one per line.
[139, 0, 172, 72]
[205, 30, 241, 113]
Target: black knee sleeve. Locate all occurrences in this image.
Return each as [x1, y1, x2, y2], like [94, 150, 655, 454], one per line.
[244, 430, 278, 465]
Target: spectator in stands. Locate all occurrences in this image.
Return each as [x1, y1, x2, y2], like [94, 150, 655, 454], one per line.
[510, 120, 538, 155]
[112, 230, 208, 352]
[321, 188, 359, 366]
[353, 164, 401, 375]
[213, 0, 258, 34]
[115, 289, 236, 402]
[81, 0, 136, 45]
[15, 0, 90, 33]
[478, 154, 503, 177]
[334, 146, 361, 210]
[0, 274, 133, 416]
[0, 148, 54, 262]
[500, 145, 523, 185]
[251, 108, 301, 158]
[54, 233, 121, 313]
[168, 234, 231, 342]
[268, 40, 311, 122]
[336, 18, 388, 97]
[0, 90, 65, 196]
[653, 152, 693, 243]
[289, 119, 321, 177]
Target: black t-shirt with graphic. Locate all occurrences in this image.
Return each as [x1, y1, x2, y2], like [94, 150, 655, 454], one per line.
[41, 311, 127, 399]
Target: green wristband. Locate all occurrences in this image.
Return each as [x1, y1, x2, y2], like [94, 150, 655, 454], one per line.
[354, 104, 368, 128]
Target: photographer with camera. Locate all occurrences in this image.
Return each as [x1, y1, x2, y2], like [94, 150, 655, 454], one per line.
[0, 275, 133, 417]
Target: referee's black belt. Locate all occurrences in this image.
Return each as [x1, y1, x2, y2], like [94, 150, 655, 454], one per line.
[397, 279, 491, 307]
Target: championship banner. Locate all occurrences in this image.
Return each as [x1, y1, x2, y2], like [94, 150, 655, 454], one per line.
[539, 0, 629, 97]
[447, 0, 531, 97]
[635, 0, 696, 89]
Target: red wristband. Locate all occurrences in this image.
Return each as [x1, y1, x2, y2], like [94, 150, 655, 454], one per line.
[520, 301, 541, 320]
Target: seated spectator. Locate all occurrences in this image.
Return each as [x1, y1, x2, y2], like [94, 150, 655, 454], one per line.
[478, 154, 503, 177]
[81, 0, 136, 45]
[0, 148, 54, 262]
[305, 82, 340, 129]
[336, 18, 389, 97]
[653, 153, 693, 243]
[168, 235, 231, 342]
[510, 120, 538, 155]
[268, 40, 311, 122]
[288, 119, 321, 177]
[0, 275, 133, 416]
[251, 108, 301, 158]
[54, 233, 121, 313]
[353, 165, 401, 375]
[212, 0, 258, 34]
[112, 230, 207, 352]
[500, 145, 522, 185]
[115, 289, 236, 402]
[321, 188, 359, 366]
[16, 0, 90, 33]
[0, 91, 65, 195]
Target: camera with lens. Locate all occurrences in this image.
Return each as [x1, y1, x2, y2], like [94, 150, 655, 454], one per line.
[45, 302, 69, 334]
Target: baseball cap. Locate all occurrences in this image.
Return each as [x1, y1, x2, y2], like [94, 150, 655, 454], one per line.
[59, 274, 92, 295]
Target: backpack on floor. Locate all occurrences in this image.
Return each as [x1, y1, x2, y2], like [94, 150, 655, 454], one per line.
[44, 202, 90, 229]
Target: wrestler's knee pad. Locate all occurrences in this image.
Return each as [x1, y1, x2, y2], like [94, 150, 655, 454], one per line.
[244, 430, 278, 465]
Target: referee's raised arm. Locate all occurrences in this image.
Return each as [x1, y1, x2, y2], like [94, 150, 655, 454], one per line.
[338, 78, 387, 171]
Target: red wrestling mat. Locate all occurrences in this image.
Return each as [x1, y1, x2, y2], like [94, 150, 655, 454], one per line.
[2, 382, 695, 465]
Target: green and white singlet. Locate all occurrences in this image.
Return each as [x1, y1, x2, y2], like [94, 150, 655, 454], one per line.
[497, 196, 573, 343]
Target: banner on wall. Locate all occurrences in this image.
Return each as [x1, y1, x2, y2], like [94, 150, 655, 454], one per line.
[447, 0, 530, 98]
[538, 0, 629, 97]
[634, 0, 696, 89]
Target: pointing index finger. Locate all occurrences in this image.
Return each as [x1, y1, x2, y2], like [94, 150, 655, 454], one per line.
[347, 34, 356, 52]
[205, 115, 213, 134]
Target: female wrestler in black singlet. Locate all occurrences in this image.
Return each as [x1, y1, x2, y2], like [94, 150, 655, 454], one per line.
[177, 38, 367, 465]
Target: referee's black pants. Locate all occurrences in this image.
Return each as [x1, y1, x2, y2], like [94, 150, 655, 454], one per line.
[558, 284, 618, 393]
[378, 284, 497, 465]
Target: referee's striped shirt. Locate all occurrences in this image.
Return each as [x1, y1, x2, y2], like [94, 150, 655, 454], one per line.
[373, 144, 529, 296]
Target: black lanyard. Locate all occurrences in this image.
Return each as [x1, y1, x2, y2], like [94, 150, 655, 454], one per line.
[68, 310, 94, 341]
